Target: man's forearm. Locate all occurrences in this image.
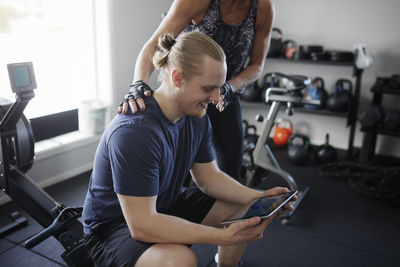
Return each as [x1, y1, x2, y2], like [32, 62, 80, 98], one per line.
[195, 169, 262, 206]
[130, 212, 226, 245]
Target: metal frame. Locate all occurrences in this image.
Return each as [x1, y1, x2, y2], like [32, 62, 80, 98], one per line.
[248, 81, 320, 224]
[0, 63, 92, 266]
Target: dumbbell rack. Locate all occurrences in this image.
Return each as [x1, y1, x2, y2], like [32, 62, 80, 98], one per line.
[359, 85, 400, 162]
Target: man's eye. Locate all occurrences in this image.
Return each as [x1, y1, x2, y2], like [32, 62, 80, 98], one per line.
[203, 87, 216, 92]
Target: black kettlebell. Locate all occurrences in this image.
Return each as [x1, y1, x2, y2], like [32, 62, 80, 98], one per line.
[267, 28, 284, 58]
[327, 79, 353, 112]
[359, 105, 384, 128]
[261, 72, 280, 103]
[288, 134, 312, 165]
[242, 81, 262, 102]
[304, 77, 328, 109]
[243, 120, 259, 149]
[315, 134, 337, 164]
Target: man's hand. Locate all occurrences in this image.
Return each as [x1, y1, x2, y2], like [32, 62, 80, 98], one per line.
[221, 214, 275, 246]
[261, 187, 297, 215]
[216, 82, 234, 112]
[117, 80, 153, 114]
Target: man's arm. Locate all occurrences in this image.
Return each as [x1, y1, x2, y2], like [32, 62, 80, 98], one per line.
[117, 193, 271, 245]
[190, 161, 294, 205]
[190, 161, 263, 205]
[228, 0, 275, 93]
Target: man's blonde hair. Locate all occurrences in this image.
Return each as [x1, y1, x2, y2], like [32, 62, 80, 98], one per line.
[153, 31, 226, 81]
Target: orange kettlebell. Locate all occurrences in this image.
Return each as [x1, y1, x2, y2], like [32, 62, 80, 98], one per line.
[273, 119, 293, 146]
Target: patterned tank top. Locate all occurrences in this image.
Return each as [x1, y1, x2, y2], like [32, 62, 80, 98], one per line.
[182, 0, 258, 86]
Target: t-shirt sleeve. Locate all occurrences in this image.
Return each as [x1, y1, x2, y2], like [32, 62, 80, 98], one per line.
[194, 116, 215, 163]
[107, 126, 162, 197]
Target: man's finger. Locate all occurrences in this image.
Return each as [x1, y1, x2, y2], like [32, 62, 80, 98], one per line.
[230, 216, 261, 231]
[144, 90, 152, 97]
[263, 187, 290, 197]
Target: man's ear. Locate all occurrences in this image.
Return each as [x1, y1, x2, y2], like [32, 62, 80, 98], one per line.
[171, 69, 183, 87]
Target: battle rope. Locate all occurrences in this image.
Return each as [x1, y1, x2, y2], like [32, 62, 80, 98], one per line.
[320, 161, 400, 206]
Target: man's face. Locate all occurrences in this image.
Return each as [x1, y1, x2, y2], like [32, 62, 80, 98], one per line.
[177, 55, 227, 118]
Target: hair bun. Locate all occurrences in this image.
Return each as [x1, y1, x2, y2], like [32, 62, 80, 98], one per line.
[158, 33, 176, 51]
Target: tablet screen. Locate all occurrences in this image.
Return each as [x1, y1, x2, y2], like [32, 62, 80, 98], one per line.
[221, 191, 297, 224]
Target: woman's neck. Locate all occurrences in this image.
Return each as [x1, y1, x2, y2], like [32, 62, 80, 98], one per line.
[219, 0, 250, 25]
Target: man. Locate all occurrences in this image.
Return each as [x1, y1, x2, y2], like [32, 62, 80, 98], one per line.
[83, 32, 292, 267]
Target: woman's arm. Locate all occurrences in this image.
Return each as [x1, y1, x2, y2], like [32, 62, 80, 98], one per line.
[119, 0, 211, 113]
[228, 0, 275, 93]
[133, 0, 211, 83]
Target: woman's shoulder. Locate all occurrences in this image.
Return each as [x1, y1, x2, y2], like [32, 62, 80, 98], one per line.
[171, 0, 212, 19]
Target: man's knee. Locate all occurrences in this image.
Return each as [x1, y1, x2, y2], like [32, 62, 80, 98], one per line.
[135, 243, 197, 267]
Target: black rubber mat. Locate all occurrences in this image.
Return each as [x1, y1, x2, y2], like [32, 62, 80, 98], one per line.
[1, 155, 400, 266]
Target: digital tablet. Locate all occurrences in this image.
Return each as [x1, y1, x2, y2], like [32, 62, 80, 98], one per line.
[221, 190, 298, 225]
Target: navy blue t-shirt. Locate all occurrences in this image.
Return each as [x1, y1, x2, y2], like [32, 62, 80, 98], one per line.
[82, 97, 215, 234]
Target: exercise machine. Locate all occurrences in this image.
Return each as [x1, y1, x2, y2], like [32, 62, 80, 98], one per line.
[244, 73, 320, 224]
[0, 62, 93, 266]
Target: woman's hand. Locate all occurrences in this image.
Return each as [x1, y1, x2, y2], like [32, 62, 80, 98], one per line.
[216, 82, 234, 112]
[117, 81, 153, 114]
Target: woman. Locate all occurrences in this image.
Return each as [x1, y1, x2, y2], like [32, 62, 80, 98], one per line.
[119, 0, 274, 183]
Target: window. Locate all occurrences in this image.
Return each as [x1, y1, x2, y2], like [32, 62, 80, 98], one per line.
[0, 0, 97, 119]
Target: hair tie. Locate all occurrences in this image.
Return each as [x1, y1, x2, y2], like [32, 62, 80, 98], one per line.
[169, 39, 176, 49]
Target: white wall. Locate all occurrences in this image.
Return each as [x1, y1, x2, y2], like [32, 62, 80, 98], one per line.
[245, 0, 400, 157]
[108, 0, 400, 157]
[108, 0, 173, 109]
[3, 0, 399, 203]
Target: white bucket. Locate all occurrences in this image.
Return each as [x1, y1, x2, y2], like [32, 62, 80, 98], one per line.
[78, 99, 109, 135]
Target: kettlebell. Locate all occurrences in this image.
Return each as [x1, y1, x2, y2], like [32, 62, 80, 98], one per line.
[242, 81, 262, 102]
[243, 120, 259, 148]
[267, 28, 284, 58]
[273, 119, 293, 146]
[261, 72, 280, 103]
[287, 134, 312, 165]
[327, 79, 353, 112]
[359, 105, 384, 128]
[284, 40, 297, 59]
[315, 134, 337, 164]
[304, 77, 328, 109]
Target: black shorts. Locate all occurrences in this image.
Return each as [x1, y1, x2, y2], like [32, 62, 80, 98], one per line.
[84, 187, 216, 267]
